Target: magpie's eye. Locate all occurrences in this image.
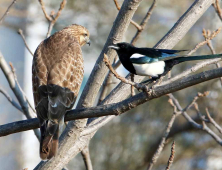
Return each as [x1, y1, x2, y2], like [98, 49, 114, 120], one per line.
[121, 45, 125, 48]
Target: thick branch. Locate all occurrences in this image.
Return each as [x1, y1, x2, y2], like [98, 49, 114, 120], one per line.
[2, 67, 222, 137]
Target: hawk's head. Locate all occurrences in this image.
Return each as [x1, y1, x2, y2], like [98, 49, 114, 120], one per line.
[67, 24, 90, 46]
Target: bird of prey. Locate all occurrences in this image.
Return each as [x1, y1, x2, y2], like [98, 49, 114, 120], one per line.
[32, 24, 90, 160]
[109, 42, 222, 82]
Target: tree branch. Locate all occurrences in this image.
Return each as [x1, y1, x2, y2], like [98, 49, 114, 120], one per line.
[205, 108, 222, 134]
[0, 51, 40, 140]
[18, 29, 34, 56]
[146, 100, 179, 170]
[39, 0, 67, 38]
[2, 67, 222, 138]
[0, 0, 17, 24]
[165, 141, 175, 170]
[0, 85, 23, 112]
[81, 146, 93, 170]
[131, 0, 158, 45]
[168, 94, 222, 145]
[113, 0, 142, 30]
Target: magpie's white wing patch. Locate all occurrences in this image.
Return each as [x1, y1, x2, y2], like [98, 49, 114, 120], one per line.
[133, 61, 165, 77]
[131, 53, 145, 59]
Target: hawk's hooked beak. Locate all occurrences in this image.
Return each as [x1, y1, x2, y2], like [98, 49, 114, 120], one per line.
[108, 44, 119, 50]
[86, 39, 91, 46]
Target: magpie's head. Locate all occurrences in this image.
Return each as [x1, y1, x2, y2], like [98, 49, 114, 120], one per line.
[108, 42, 134, 55]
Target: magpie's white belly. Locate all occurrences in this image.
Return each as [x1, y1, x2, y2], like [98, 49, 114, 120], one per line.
[133, 61, 165, 77]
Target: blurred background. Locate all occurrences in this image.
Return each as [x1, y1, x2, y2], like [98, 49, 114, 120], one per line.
[0, 0, 222, 169]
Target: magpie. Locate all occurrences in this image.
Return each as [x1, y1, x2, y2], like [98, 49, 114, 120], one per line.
[108, 42, 222, 82]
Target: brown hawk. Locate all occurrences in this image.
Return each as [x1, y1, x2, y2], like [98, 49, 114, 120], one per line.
[32, 24, 90, 160]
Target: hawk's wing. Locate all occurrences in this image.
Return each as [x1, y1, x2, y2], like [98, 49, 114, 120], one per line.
[32, 32, 84, 159]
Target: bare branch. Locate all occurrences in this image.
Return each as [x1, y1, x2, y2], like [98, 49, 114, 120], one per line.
[53, 0, 66, 23]
[113, 0, 142, 30]
[9, 62, 36, 113]
[2, 67, 222, 137]
[0, 0, 17, 24]
[168, 94, 222, 145]
[183, 91, 209, 112]
[18, 29, 34, 56]
[81, 146, 93, 170]
[202, 28, 222, 85]
[165, 141, 175, 170]
[213, 0, 222, 21]
[39, 0, 67, 37]
[131, 0, 158, 45]
[103, 53, 146, 91]
[38, 0, 52, 21]
[0, 86, 23, 112]
[146, 99, 180, 170]
[0, 51, 40, 140]
[187, 27, 221, 55]
[113, 0, 121, 10]
[205, 108, 222, 134]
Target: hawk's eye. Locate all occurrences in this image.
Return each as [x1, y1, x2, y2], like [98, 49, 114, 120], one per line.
[84, 33, 88, 36]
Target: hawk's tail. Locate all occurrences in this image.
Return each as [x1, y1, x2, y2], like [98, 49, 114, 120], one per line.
[39, 121, 59, 160]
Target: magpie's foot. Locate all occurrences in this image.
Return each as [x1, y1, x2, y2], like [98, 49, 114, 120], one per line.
[153, 77, 163, 87]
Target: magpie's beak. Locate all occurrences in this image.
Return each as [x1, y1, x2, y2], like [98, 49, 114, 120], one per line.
[86, 39, 91, 46]
[108, 44, 119, 50]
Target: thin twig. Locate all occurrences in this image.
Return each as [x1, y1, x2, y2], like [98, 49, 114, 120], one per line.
[0, 52, 40, 140]
[0, 0, 17, 24]
[38, 0, 52, 21]
[39, 0, 67, 37]
[202, 28, 222, 86]
[0, 86, 23, 112]
[146, 100, 179, 170]
[165, 141, 175, 170]
[18, 29, 34, 56]
[113, 0, 141, 30]
[182, 91, 209, 112]
[9, 62, 36, 113]
[81, 146, 93, 170]
[131, 0, 158, 45]
[205, 108, 222, 134]
[213, 0, 222, 21]
[187, 27, 221, 55]
[103, 54, 147, 91]
[53, 0, 66, 22]
[168, 94, 222, 145]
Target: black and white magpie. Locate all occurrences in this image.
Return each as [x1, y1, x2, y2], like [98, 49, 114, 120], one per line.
[109, 42, 222, 81]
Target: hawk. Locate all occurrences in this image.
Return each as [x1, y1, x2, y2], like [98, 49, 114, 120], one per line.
[32, 24, 90, 160]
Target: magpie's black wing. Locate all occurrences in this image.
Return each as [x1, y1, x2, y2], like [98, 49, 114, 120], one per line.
[131, 47, 188, 63]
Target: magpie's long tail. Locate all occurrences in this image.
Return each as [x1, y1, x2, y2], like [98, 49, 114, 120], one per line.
[177, 53, 222, 63]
